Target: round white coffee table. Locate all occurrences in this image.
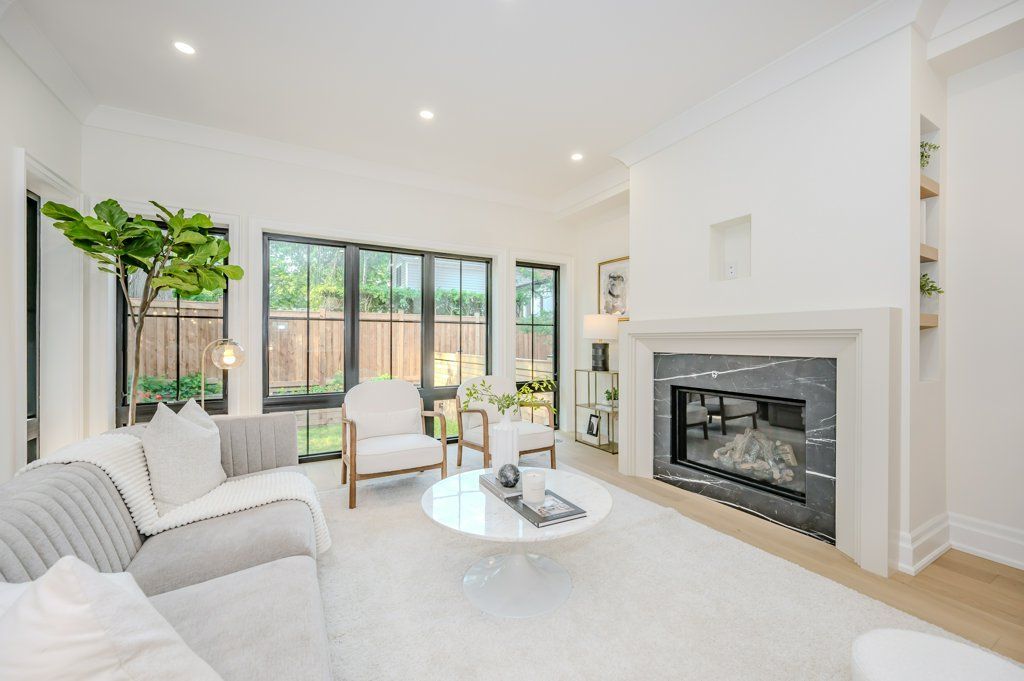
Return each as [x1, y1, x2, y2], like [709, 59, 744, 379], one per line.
[420, 467, 613, 618]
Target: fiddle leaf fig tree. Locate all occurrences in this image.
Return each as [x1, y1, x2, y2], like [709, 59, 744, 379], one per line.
[41, 199, 244, 424]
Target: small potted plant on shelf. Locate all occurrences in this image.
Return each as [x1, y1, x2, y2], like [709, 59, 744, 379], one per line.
[604, 386, 619, 407]
[920, 273, 944, 297]
[920, 141, 940, 169]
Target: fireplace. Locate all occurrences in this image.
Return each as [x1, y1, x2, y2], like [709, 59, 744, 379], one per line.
[653, 353, 837, 543]
[671, 386, 807, 502]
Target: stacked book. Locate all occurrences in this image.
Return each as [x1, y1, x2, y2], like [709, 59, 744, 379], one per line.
[479, 474, 586, 528]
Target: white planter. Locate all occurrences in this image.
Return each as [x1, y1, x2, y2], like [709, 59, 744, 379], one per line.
[489, 411, 519, 471]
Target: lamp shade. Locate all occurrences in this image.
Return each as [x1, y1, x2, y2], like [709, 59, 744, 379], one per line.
[209, 339, 246, 370]
[583, 313, 618, 341]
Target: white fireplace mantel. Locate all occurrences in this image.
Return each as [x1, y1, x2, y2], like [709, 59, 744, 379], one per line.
[617, 308, 901, 576]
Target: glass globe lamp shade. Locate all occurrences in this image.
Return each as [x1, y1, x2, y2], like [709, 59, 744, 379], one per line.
[210, 339, 246, 370]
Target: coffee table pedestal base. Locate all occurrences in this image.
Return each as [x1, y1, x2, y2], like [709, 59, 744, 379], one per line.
[463, 544, 572, 618]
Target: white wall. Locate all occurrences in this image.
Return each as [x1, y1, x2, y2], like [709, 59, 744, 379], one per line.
[0, 36, 83, 480]
[80, 123, 578, 432]
[568, 198, 629, 436]
[628, 31, 911, 323]
[945, 47, 1024, 569]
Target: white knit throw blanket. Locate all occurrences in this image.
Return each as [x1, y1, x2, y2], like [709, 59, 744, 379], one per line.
[21, 434, 332, 554]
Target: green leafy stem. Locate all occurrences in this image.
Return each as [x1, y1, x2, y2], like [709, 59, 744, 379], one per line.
[462, 379, 557, 416]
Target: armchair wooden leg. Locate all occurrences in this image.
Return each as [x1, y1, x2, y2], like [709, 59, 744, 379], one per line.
[348, 478, 357, 509]
[483, 451, 491, 468]
[549, 445, 557, 469]
[457, 442, 463, 467]
[341, 457, 347, 485]
[441, 443, 448, 479]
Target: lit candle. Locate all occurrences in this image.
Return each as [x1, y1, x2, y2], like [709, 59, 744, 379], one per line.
[522, 470, 545, 506]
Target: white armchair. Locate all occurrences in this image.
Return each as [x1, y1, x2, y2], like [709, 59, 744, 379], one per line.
[455, 375, 556, 469]
[341, 379, 447, 509]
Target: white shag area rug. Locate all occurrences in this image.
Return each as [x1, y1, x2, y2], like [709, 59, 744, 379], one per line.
[316, 457, 951, 681]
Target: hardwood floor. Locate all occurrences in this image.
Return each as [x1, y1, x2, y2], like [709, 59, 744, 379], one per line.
[558, 443, 1024, 662]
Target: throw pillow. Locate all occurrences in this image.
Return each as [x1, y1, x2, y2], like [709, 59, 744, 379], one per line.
[353, 406, 423, 440]
[0, 571, 137, 614]
[142, 400, 226, 514]
[0, 556, 222, 680]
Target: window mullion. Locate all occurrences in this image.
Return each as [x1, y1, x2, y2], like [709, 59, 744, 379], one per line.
[422, 253, 435, 392]
[344, 246, 360, 390]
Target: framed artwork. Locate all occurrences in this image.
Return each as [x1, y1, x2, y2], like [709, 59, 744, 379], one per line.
[597, 256, 629, 320]
[586, 413, 601, 437]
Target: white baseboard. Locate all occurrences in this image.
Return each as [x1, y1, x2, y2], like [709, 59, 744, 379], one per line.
[897, 512, 950, 575]
[948, 512, 1024, 571]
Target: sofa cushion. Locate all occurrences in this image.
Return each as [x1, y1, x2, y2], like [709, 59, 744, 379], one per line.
[354, 433, 443, 474]
[128, 500, 316, 596]
[0, 462, 143, 583]
[142, 401, 226, 514]
[463, 420, 554, 451]
[150, 556, 331, 681]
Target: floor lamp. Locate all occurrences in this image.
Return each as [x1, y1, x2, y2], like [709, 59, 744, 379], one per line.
[201, 338, 246, 409]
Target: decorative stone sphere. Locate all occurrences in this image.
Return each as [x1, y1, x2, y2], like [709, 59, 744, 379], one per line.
[497, 464, 520, 488]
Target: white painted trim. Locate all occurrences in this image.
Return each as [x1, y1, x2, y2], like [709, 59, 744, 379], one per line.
[926, 1, 1024, 75]
[0, 4, 96, 122]
[948, 512, 1024, 570]
[897, 512, 951, 575]
[611, 0, 920, 166]
[84, 106, 554, 213]
[552, 166, 629, 219]
[26, 155, 87, 454]
[617, 307, 901, 576]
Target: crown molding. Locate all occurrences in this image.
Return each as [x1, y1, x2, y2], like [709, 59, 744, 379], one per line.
[84, 105, 556, 213]
[927, 0, 1024, 74]
[612, 0, 921, 167]
[552, 165, 629, 220]
[0, 2, 96, 122]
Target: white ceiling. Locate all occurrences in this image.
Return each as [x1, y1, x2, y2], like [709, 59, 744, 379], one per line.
[19, 0, 875, 203]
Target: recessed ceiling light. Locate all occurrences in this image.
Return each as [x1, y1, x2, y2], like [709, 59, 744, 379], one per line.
[173, 41, 196, 55]
[419, 110, 435, 120]
[570, 152, 584, 162]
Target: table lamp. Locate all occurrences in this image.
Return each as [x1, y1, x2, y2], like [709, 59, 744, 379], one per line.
[201, 338, 246, 409]
[583, 314, 618, 371]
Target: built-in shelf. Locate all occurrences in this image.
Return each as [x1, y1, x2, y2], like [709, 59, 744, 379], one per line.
[920, 174, 939, 199]
[919, 243, 939, 262]
[920, 313, 939, 329]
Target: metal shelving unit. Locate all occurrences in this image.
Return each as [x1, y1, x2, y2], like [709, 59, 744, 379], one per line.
[574, 369, 618, 454]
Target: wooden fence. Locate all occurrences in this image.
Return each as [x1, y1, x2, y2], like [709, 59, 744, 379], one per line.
[135, 301, 553, 389]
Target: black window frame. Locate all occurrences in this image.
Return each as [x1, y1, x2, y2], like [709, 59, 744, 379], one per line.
[262, 233, 492, 461]
[514, 261, 560, 428]
[26, 191, 41, 463]
[115, 224, 231, 425]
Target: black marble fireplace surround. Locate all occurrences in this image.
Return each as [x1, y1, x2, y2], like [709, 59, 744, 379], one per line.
[654, 353, 837, 543]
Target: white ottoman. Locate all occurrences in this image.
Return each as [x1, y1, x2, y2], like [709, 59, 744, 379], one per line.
[852, 629, 1024, 681]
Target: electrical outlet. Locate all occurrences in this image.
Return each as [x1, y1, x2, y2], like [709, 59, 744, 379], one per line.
[725, 262, 738, 279]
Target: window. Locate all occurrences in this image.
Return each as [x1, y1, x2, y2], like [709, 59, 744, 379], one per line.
[26, 192, 40, 463]
[434, 258, 488, 387]
[359, 250, 422, 384]
[263, 234, 489, 460]
[116, 226, 229, 423]
[515, 263, 559, 426]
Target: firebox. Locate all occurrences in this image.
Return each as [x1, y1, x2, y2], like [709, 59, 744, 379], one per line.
[671, 386, 807, 503]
